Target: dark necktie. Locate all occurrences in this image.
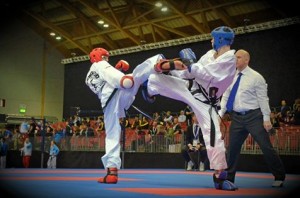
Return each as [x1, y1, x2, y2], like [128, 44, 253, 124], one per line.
[226, 72, 242, 112]
[193, 125, 199, 139]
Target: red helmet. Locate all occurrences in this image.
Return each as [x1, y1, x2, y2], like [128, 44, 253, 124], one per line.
[89, 48, 109, 63]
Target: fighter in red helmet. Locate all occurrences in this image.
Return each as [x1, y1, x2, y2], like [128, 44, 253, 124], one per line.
[86, 47, 186, 184]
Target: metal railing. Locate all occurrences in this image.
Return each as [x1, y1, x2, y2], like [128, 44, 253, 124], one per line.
[8, 127, 299, 156]
[238, 127, 300, 155]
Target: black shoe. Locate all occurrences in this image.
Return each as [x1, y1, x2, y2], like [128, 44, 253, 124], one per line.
[272, 180, 283, 187]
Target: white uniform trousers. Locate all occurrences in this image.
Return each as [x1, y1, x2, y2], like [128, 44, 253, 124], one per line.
[101, 54, 163, 169]
[148, 74, 227, 170]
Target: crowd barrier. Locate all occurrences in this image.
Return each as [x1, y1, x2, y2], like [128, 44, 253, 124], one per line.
[8, 126, 299, 156]
[239, 127, 300, 155]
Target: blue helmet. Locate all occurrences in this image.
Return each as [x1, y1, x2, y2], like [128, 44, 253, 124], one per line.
[211, 26, 235, 51]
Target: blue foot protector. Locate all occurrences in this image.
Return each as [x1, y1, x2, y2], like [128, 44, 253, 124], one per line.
[213, 171, 238, 191]
[141, 80, 156, 103]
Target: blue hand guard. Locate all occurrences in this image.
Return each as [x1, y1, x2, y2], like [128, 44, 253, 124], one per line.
[179, 48, 196, 69]
[141, 80, 156, 103]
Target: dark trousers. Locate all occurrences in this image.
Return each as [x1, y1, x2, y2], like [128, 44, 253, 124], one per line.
[181, 145, 207, 169]
[226, 109, 286, 182]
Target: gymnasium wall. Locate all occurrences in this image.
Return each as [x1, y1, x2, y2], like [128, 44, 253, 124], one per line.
[0, 19, 64, 121]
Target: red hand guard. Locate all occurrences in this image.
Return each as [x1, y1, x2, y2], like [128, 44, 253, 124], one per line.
[115, 60, 130, 72]
[154, 58, 184, 73]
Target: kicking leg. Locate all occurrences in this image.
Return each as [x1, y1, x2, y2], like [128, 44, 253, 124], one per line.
[147, 74, 194, 104]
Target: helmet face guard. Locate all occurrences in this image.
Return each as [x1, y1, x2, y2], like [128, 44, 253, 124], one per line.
[89, 48, 109, 63]
[211, 26, 235, 51]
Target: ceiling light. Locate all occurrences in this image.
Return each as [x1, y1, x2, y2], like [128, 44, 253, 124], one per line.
[103, 24, 109, 28]
[97, 20, 104, 24]
[55, 36, 62, 40]
[50, 32, 55, 36]
[161, 7, 168, 12]
[155, 2, 162, 7]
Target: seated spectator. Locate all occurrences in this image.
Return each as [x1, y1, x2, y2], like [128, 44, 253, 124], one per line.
[148, 120, 159, 144]
[178, 110, 187, 124]
[165, 121, 174, 139]
[163, 111, 173, 124]
[45, 125, 54, 137]
[153, 112, 163, 124]
[64, 120, 73, 137]
[73, 115, 82, 127]
[181, 113, 207, 171]
[136, 126, 146, 136]
[130, 126, 147, 151]
[139, 116, 149, 130]
[97, 117, 105, 131]
[156, 124, 166, 136]
[79, 121, 94, 137]
[122, 117, 130, 128]
[149, 120, 159, 136]
[277, 99, 291, 124]
[292, 104, 300, 125]
[130, 116, 139, 130]
[28, 117, 38, 137]
[172, 117, 182, 135]
[292, 98, 300, 113]
[270, 112, 280, 128]
[86, 123, 95, 137]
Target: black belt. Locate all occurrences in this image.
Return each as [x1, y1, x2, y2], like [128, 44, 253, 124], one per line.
[233, 108, 259, 115]
[103, 88, 118, 110]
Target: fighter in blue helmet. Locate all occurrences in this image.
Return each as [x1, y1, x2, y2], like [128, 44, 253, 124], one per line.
[142, 26, 238, 190]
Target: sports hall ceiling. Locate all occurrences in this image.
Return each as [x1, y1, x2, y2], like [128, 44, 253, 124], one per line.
[1, 0, 298, 58]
